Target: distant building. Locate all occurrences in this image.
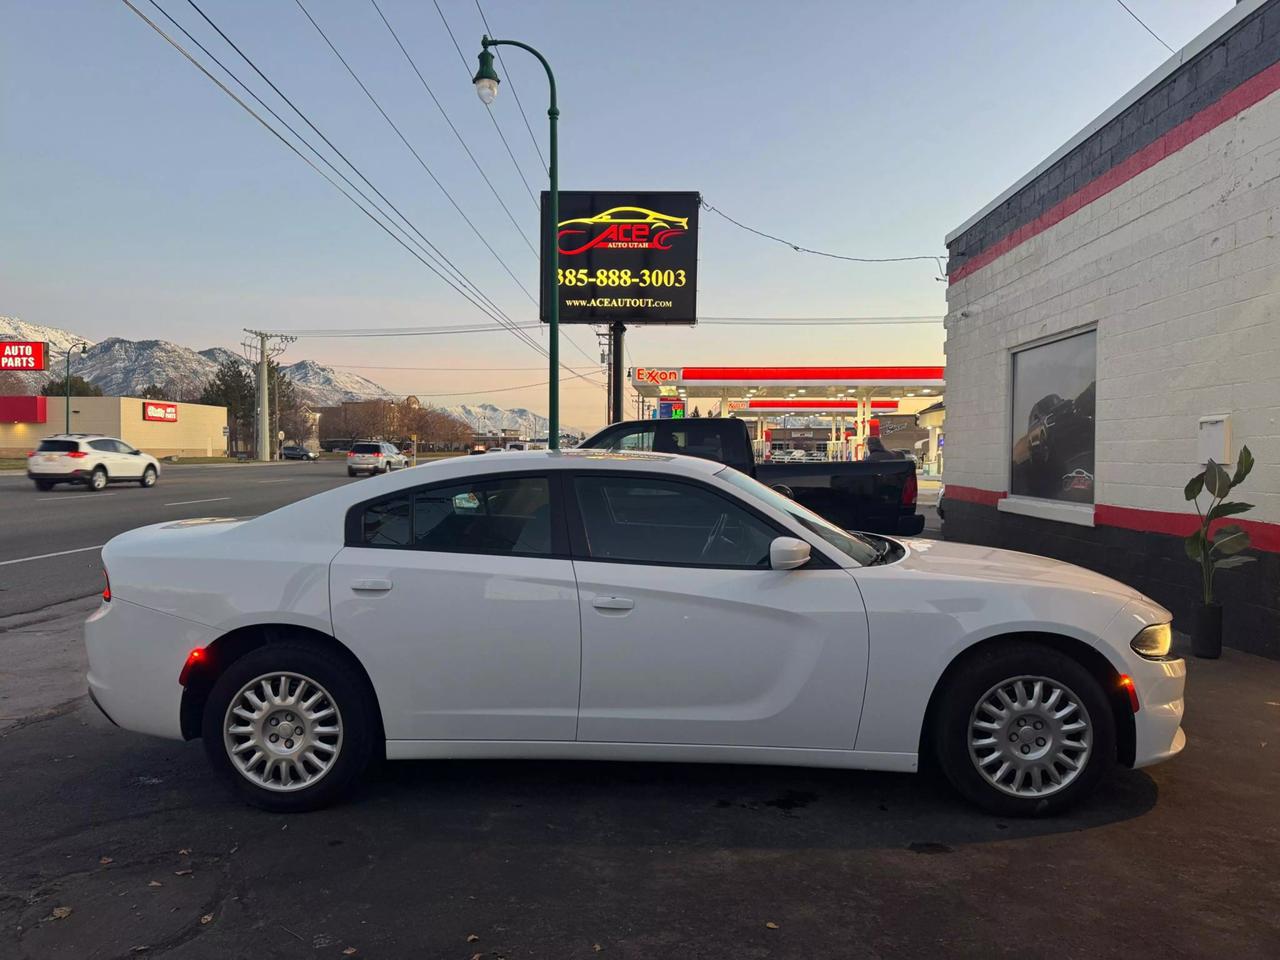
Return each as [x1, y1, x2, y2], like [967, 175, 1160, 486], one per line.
[0, 395, 228, 457]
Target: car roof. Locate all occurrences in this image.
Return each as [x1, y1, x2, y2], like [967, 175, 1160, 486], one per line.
[43, 433, 112, 441]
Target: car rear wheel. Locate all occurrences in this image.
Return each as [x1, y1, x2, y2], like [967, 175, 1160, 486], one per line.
[202, 643, 376, 812]
[88, 467, 108, 491]
[347, 468, 357, 477]
[34, 480, 54, 491]
[140, 466, 157, 488]
[932, 642, 1114, 817]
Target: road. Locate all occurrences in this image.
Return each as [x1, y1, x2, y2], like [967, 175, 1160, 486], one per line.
[0, 461, 359, 617]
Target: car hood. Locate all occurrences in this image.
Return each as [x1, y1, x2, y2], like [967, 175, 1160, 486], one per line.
[890, 537, 1145, 602]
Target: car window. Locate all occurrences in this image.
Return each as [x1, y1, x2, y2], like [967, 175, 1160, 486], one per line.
[113, 440, 136, 454]
[352, 443, 380, 454]
[355, 476, 554, 556]
[717, 468, 880, 566]
[37, 439, 79, 452]
[590, 423, 655, 452]
[362, 496, 412, 547]
[573, 475, 775, 568]
[654, 421, 736, 462]
[89, 439, 115, 452]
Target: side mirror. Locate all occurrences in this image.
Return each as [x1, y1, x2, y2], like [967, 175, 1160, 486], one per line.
[770, 484, 795, 500]
[770, 536, 811, 571]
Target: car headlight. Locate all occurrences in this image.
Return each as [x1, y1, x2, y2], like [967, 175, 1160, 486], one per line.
[1131, 622, 1172, 659]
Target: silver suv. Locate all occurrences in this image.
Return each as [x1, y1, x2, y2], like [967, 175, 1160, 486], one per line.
[346, 440, 408, 477]
[27, 434, 161, 492]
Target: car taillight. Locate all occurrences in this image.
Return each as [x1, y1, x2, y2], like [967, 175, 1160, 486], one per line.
[901, 470, 918, 507]
[26, 450, 35, 458]
[102, 568, 111, 602]
[66, 450, 88, 459]
[347, 451, 354, 457]
[373, 451, 383, 457]
[178, 647, 206, 686]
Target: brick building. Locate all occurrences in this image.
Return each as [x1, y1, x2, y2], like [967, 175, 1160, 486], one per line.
[942, 0, 1280, 655]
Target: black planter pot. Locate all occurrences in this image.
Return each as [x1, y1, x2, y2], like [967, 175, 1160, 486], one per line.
[1192, 602, 1223, 659]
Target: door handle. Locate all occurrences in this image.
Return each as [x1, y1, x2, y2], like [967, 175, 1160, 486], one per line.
[351, 578, 393, 592]
[592, 596, 634, 611]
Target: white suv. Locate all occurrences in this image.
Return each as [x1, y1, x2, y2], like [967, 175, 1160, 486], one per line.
[346, 440, 408, 477]
[27, 435, 161, 492]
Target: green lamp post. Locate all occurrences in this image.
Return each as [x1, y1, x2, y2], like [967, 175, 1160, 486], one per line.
[474, 36, 560, 450]
[64, 341, 87, 433]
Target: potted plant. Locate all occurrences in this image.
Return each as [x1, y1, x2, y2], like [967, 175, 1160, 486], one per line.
[1183, 445, 1255, 658]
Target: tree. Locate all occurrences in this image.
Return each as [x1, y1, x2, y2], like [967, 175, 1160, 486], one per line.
[0, 371, 30, 395]
[271, 363, 312, 447]
[200, 359, 254, 454]
[42, 375, 102, 397]
[139, 383, 168, 400]
[160, 373, 205, 403]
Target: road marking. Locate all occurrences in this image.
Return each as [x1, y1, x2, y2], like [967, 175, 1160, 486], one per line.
[36, 493, 117, 502]
[164, 497, 232, 507]
[0, 545, 105, 566]
[257, 479, 291, 484]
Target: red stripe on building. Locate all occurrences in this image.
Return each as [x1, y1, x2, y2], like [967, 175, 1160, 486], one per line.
[950, 60, 1280, 285]
[1095, 504, 1280, 553]
[680, 366, 945, 382]
[945, 485, 1008, 507]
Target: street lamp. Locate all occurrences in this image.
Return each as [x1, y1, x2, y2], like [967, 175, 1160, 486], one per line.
[64, 341, 88, 433]
[474, 35, 560, 450]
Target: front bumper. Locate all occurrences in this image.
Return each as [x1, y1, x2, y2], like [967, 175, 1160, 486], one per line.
[1130, 654, 1187, 768]
[85, 598, 215, 741]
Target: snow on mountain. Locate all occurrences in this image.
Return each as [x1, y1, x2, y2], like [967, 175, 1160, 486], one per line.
[78, 338, 220, 396]
[442, 403, 584, 439]
[281, 360, 392, 405]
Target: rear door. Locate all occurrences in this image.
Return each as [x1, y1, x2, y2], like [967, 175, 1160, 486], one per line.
[568, 470, 869, 749]
[329, 471, 582, 742]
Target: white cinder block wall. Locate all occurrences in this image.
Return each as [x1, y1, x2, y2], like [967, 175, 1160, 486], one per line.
[945, 88, 1280, 524]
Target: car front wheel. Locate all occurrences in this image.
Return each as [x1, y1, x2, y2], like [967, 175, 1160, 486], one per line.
[202, 643, 376, 812]
[932, 642, 1114, 817]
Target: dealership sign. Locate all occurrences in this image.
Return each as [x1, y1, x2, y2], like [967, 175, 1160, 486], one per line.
[143, 401, 178, 422]
[542, 191, 699, 325]
[1, 341, 47, 371]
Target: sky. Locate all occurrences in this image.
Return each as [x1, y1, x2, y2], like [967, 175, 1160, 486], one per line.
[1, 0, 1236, 430]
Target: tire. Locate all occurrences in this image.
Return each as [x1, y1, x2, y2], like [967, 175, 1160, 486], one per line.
[932, 641, 1115, 817]
[347, 468, 357, 478]
[88, 467, 108, 492]
[139, 466, 157, 488]
[34, 480, 54, 491]
[201, 642, 376, 812]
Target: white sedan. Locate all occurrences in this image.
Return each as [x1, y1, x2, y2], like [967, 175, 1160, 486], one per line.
[86, 451, 1185, 814]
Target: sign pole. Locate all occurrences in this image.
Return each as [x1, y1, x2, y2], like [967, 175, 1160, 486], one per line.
[609, 321, 625, 423]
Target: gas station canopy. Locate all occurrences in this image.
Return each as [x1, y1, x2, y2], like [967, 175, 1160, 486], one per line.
[629, 365, 945, 400]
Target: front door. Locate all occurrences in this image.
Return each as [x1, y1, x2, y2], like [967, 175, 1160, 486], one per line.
[330, 472, 581, 742]
[568, 472, 869, 749]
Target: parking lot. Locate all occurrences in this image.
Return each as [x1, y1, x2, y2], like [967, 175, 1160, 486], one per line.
[1, 463, 1276, 958]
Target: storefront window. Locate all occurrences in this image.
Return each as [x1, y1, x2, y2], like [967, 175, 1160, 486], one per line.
[1009, 330, 1096, 503]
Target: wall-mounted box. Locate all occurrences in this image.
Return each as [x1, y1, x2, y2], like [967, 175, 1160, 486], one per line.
[1197, 414, 1232, 465]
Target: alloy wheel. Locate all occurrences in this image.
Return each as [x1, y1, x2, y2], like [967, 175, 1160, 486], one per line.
[223, 672, 344, 793]
[967, 675, 1092, 798]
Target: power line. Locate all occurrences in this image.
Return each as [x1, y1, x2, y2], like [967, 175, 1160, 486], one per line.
[699, 315, 943, 325]
[292, 0, 538, 306]
[474, 0, 548, 175]
[171, 0, 540, 358]
[701, 200, 947, 277]
[259, 322, 542, 338]
[326, 362, 601, 372]
[1113, 0, 1175, 54]
[367, 0, 536, 256]
[348, 370, 606, 399]
[432, 0, 538, 208]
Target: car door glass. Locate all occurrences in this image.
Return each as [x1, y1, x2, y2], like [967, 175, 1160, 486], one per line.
[574, 475, 775, 567]
[413, 476, 552, 555]
[598, 425, 654, 452]
[362, 496, 412, 547]
[658, 423, 724, 461]
[88, 440, 114, 454]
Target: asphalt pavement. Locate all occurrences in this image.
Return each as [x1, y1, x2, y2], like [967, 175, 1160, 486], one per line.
[0, 461, 360, 617]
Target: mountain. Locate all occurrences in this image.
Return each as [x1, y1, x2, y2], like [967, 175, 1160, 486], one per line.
[443, 404, 569, 438]
[0, 317, 393, 405]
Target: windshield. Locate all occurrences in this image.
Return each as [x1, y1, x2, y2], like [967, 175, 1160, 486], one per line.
[717, 467, 880, 565]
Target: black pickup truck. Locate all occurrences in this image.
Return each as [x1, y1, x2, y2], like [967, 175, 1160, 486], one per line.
[579, 417, 924, 536]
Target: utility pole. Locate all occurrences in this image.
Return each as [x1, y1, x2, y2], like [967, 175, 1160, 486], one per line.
[242, 330, 295, 462]
[609, 321, 625, 424]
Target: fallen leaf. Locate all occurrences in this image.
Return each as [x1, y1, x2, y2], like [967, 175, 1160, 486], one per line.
[131, 947, 149, 954]
[178, 848, 191, 855]
[343, 949, 357, 957]
[200, 914, 214, 925]
[44, 906, 73, 921]
[174, 869, 193, 877]
[100, 857, 114, 865]
[765, 921, 779, 929]
[593, 945, 603, 953]
[467, 934, 480, 943]
[147, 881, 163, 888]
[470, 955, 483, 960]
